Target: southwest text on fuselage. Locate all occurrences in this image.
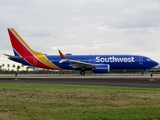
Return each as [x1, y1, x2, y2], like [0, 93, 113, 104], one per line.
[95, 56, 135, 63]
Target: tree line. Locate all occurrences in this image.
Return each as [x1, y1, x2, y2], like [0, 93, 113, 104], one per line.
[0, 63, 145, 74]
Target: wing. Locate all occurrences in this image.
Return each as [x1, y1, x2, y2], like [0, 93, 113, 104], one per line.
[58, 50, 94, 69]
[65, 59, 94, 68]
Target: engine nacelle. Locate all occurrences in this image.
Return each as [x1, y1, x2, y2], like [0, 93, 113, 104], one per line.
[93, 64, 110, 73]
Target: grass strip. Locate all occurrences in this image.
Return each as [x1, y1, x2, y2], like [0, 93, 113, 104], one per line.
[0, 83, 160, 120]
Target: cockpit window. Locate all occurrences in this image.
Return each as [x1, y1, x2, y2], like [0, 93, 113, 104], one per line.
[147, 58, 151, 61]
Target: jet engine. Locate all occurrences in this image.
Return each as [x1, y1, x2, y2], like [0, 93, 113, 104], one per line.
[93, 64, 110, 73]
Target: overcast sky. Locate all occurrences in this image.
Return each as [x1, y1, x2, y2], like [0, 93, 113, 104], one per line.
[0, 0, 160, 68]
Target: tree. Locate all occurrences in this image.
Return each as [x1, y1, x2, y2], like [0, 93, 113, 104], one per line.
[21, 64, 24, 71]
[1, 64, 5, 73]
[21, 64, 24, 74]
[12, 64, 15, 71]
[7, 64, 10, 72]
[26, 66, 34, 73]
[17, 65, 20, 72]
[26, 66, 30, 73]
[2, 63, 5, 69]
[26, 66, 28, 70]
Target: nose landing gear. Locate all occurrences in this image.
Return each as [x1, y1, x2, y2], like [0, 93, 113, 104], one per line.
[80, 70, 85, 75]
[141, 71, 144, 75]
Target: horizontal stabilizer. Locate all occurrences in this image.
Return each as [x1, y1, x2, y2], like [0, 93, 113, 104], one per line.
[3, 54, 23, 59]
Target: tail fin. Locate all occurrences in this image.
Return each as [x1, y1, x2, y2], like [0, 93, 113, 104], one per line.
[7, 28, 42, 57]
[7, 28, 62, 70]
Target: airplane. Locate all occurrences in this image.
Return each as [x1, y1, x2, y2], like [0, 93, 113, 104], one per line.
[4, 28, 159, 75]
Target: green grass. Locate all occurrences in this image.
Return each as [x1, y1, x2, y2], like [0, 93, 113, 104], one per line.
[0, 83, 160, 120]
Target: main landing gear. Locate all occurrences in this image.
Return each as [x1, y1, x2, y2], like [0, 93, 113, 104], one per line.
[80, 70, 85, 75]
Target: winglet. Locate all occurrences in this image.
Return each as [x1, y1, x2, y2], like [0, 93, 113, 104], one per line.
[58, 50, 68, 63]
[58, 50, 66, 59]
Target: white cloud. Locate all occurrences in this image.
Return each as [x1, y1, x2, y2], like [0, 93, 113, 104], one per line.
[0, 0, 160, 68]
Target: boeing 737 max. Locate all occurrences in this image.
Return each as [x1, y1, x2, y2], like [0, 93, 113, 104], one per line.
[4, 28, 158, 75]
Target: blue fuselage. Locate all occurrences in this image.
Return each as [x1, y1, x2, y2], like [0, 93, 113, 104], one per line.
[49, 55, 157, 70]
[10, 54, 158, 70]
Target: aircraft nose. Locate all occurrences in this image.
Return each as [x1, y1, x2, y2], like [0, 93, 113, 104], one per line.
[153, 62, 160, 68]
[153, 61, 159, 67]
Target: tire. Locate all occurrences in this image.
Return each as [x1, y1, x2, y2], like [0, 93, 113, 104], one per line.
[141, 72, 144, 75]
[80, 70, 85, 75]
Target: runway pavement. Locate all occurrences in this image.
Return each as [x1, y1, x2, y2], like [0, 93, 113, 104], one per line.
[0, 74, 160, 88]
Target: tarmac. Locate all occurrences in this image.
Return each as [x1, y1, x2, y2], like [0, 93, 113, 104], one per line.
[0, 74, 160, 88]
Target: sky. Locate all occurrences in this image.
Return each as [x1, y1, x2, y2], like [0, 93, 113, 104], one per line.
[0, 0, 160, 69]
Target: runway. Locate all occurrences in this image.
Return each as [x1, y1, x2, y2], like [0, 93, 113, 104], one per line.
[0, 74, 160, 88]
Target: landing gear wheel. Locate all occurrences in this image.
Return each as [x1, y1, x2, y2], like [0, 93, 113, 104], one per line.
[141, 71, 144, 75]
[80, 70, 85, 75]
